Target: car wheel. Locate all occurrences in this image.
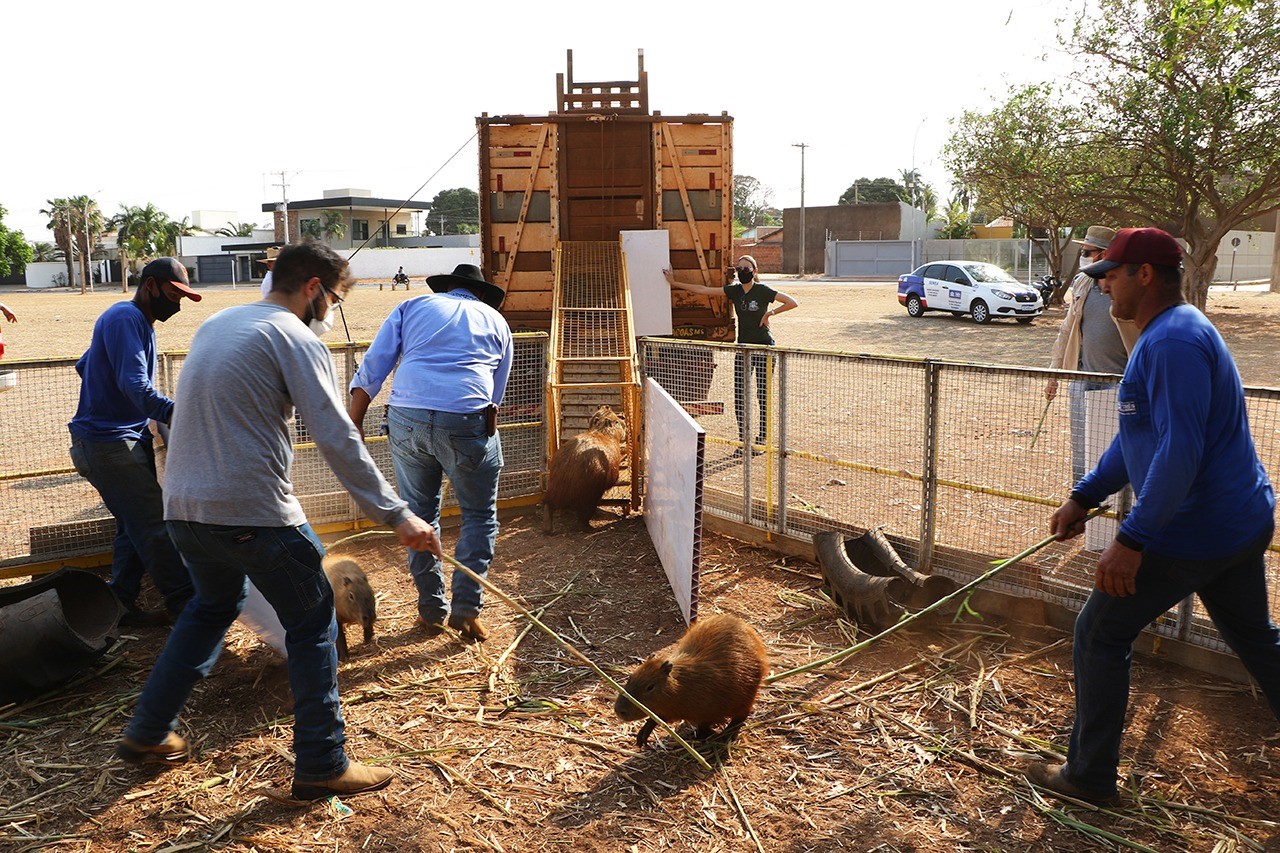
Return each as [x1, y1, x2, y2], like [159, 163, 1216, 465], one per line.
[971, 300, 991, 324]
[906, 294, 924, 317]
[1017, 316, 1034, 325]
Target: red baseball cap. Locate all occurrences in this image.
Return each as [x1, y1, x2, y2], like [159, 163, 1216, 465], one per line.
[1082, 227, 1182, 279]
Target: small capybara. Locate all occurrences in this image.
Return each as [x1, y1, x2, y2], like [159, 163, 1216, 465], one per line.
[614, 613, 769, 748]
[543, 405, 626, 533]
[323, 555, 376, 661]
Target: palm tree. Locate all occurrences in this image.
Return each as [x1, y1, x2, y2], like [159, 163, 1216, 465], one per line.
[158, 216, 195, 257]
[40, 198, 78, 291]
[67, 195, 105, 293]
[214, 221, 258, 237]
[112, 203, 170, 289]
[31, 241, 62, 262]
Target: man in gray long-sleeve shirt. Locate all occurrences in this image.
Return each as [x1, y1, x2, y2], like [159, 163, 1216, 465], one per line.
[116, 240, 440, 803]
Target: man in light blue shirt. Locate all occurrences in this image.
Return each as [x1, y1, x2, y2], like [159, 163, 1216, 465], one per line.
[349, 264, 513, 642]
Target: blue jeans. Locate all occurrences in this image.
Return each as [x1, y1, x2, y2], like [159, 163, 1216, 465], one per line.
[1066, 526, 1280, 796]
[124, 522, 349, 783]
[387, 406, 502, 623]
[68, 435, 193, 613]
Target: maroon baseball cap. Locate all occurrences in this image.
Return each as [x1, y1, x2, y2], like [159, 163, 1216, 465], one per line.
[140, 257, 202, 301]
[1082, 227, 1182, 279]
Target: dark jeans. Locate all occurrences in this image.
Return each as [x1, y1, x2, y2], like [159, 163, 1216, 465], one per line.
[68, 435, 193, 613]
[124, 521, 348, 783]
[1066, 526, 1280, 796]
[734, 347, 773, 444]
[387, 406, 503, 624]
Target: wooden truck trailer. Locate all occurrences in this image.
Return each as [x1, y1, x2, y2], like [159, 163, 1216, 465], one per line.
[478, 50, 735, 344]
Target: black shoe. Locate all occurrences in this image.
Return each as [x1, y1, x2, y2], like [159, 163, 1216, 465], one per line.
[1026, 762, 1119, 806]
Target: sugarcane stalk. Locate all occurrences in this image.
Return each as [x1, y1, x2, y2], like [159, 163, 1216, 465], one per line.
[766, 505, 1110, 684]
[1029, 397, 1053, 450]
[439, 552, 714, 771]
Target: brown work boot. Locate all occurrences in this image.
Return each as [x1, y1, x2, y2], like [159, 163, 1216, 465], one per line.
[1026, 762, 1118, 806]
[448, 614, 489, 642]
[291, 762, 394, 801]
[415, 615, 446, 637]
[116, 732, 190, 766]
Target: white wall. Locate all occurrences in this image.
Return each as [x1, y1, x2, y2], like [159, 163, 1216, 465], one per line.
[345, 247, 480, 280]
[1214, 230, 1274, 283]
[25, 262, 67, 289]
[178, 235, 258, 256]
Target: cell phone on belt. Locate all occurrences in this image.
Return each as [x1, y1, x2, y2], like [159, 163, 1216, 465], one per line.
[484, 403, 498, 437]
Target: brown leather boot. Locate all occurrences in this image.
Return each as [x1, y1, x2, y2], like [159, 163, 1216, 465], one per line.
[116, 732, 190, 766]
[291, 762, 394, 801]
[448, 614, 489, 642]
[414, 615, 446, 637]
[1026, 762, 1118, 806]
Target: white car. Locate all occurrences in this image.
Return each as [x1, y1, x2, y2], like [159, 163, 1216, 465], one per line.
[897, 261, 1044, 324]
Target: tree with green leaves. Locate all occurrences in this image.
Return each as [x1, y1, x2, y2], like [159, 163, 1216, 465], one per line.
[944, 83, 1109, 287]
[428, 188, 480, 236]
[320, 210, 346, 242]
[215, 222, 258, 237]
[1068, 0, 1280, 309]
[158, 216, 195, 257]
[41, 198, 80, 292]
[112, 203, 171, 292]
[299, 218, 324, 240]
[733, 175, 776, 231]
[31, 241, 61, 262]
[935, 195, 977, 240]
[838, 177, 907, 205]
[64, 195, 106, 293]
[0, 206, 34, 278]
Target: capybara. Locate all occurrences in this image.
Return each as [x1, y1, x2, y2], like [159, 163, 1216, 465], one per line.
[614, 613, 769, 747]
[543, 405, 626, 533]
[323, 556, 376, 661]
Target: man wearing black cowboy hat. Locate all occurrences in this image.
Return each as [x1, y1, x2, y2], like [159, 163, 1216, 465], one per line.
[348, 264, 513, 642]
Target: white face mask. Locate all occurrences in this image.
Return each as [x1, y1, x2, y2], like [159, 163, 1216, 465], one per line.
[305, 289, 336, 337]
[309, 312, 335, 337]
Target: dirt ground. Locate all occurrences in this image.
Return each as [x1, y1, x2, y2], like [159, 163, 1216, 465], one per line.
[3, 279, 1280, 851]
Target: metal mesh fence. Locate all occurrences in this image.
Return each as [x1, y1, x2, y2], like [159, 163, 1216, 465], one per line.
[641, 338, 1280, 657]
[0, 335, 547, 571]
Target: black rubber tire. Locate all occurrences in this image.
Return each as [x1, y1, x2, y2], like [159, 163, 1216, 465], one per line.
[906, 294, 924, 317]
[971, 300, 991, 324]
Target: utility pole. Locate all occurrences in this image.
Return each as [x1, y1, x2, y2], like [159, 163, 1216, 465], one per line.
[271, 171, 298, 243]
[792, 142, 807, 277]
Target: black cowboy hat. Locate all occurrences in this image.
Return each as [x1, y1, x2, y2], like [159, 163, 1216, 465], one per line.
[426, 264, 505, 309]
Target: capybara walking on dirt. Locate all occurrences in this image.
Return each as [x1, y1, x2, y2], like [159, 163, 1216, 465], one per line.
[543, 405, 626, 533]
[324, 556, 376, 661]
[615, 613, 769, 747]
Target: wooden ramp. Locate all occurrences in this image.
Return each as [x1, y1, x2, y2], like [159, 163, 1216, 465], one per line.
[548, 240, 642, 511]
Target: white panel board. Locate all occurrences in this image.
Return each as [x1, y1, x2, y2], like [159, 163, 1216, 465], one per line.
[621, 230, 674, 338]
[1085, 386, 1121, 551]
[643, 377, 705, 624]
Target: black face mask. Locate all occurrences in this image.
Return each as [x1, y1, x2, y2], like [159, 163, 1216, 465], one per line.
[737, 268, 754, 284]
[150, 284, 182, 322]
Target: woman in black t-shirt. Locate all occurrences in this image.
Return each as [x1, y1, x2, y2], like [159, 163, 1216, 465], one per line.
[664, 255, 798, 454]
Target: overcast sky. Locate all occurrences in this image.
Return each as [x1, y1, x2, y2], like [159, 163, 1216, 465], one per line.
[3, 0, 1079, 242]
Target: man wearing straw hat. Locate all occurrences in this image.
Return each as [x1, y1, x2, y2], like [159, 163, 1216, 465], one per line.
[258, 246, 280, 299]
[1044, 226, 1139, 484]
[1034, 227, 1280, 805]
[349, 263, 512, 643]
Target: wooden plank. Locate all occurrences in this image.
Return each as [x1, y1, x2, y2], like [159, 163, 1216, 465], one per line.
[504, 124, 552, 284]
[661, 123, 712, 287]
[489, 168, 557, 193]
[487, 124, 547, 147]
[664, 123, 725, 147]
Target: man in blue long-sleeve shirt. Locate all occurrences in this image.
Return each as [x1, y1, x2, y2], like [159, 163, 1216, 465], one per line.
[1030, 228, 1280, 805]
[68, 258, 199, 623]
[349, 264, 512, 642]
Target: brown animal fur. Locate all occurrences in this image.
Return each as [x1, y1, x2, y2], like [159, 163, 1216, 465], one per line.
[323, 556, 376, 661]
[543, 405, 626, 533]
[614, 613, 769, 747]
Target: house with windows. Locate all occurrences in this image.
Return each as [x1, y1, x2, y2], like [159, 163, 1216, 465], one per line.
[263, 189, 434, 250]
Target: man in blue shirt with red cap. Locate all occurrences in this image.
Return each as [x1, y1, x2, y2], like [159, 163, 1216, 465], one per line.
[1030, 227, 1280, 805]
[69, 257, 199, 624]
